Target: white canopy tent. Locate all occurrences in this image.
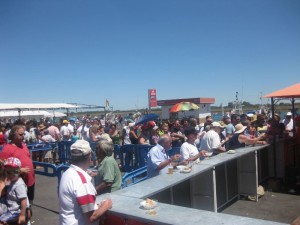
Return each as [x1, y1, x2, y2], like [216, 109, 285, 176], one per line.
[0, 110, 51, 119]
[0, 110, 67, 119]
[0, 103, 78, 110]
[45, 111, 67, 118]
[0, 103, 79, 119]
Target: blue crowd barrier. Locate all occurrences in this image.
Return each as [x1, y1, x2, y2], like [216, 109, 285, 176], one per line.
[57, 141, 74, 164]
[121, 166, 148, 188]
[137, 145, 153, 168]
[28, 143, 54, 152]
[33, 161, 57, 177]
[119, 144, 154, 172]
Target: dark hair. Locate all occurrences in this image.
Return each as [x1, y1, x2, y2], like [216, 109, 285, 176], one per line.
[231, 114, 240, 121]
[71, 153, 90, 164]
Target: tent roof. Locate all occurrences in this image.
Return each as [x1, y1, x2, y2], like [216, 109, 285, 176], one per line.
[0, 103, 79, 110]
[263, 83, 300, 98]
[0, 110, 51, 118]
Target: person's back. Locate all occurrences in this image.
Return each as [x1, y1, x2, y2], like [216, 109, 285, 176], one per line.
[59, 165, 98, 225]
[227, 133, 245, 150]
[59, 140, 112, 225]
[200, 129, 220, 152]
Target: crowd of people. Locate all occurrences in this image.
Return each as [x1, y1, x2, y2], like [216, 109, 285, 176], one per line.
[0, 110, 299, 225]
[146, 112, 300, 179]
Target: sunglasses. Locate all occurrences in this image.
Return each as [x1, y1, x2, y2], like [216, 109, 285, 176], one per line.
[18, 133, 25, 136]
[6, 169, 20, 174]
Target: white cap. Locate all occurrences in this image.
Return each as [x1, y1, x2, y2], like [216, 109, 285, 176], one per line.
[128, 122, 135, 127]
[286, 112, 292, 116]
[211, 122, 221, 127]
[71, 140, 92, 156]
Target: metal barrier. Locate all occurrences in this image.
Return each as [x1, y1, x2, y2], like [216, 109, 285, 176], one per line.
[119, 144, 154, 172]
[57, 141, 74, 164]
[121, 166, 148, 188]
[33, 161, 57, 177]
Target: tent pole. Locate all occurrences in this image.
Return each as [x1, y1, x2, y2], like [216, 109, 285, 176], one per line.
[292, 97, 296, 137]
[271, 97, 277, 177]
[18, 109, 21, 120]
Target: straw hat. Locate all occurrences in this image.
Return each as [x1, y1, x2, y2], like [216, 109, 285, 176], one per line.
[235, 124, 247, 134]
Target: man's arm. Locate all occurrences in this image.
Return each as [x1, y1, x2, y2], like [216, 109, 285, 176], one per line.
[86, 199, 112, 223]
[95, 182, 112, 195]
[156, 154, 181, 170]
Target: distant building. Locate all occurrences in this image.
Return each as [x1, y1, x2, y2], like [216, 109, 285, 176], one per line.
[157, 97, 215, 122]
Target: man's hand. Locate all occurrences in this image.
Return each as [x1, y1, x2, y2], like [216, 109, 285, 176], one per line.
[171, 154, 181, 162]
[99, 198, 112, 211]
[20, 167, 30, 174]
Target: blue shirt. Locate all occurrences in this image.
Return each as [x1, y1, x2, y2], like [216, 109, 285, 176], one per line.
[225, 123, 235, 136]
[147, 144, 169, 178]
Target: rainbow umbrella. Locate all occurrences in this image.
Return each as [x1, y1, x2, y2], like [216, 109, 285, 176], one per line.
[169, 102, 199, 113]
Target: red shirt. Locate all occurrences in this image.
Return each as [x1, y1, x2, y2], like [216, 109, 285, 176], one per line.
[0, 143, 35, 186]
[0, 133, 5, 145]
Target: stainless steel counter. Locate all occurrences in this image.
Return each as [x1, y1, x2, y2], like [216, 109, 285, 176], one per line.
[98, 144, 288, 225]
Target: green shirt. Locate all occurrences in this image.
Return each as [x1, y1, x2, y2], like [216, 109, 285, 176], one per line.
[96, 156, 122, 193]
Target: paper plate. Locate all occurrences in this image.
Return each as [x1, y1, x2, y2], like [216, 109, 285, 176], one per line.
[180, 168, 192, 173]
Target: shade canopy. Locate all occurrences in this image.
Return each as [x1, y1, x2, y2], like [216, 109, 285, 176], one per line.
[263, 83, 300, 98]
[0, 103, 79, 110]
[0, 110, 51, 118]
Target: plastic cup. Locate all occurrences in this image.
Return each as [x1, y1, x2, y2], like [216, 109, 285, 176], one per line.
[168, 166, 173, 174]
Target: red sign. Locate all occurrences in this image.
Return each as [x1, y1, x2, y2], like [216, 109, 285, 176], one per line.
[148, 89, 157, 108]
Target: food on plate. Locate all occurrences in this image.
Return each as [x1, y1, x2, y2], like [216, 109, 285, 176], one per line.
[140, 198, 157, 209]
[205, 152, 213, 157]
[227, 150, 236, 154]
[180, 167, 192, 173]
[146, 198, 155, 206]
[176, 165, 187, 171]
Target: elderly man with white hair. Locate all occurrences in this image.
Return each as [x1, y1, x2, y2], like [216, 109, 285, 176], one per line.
[59, 140, 112, 225]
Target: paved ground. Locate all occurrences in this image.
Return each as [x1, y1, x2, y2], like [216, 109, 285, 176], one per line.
[31, 174, 300, 225]
[31, 175, 59, 225]
[223, 192, 300, 224]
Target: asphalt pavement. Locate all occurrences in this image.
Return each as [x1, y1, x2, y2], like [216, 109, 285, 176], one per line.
[31, 174, 59, 225]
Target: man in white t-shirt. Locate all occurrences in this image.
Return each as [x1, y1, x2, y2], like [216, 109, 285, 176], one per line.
[60, 120, 70, 141]
[180, 126, 206, 163]
[200, 122, 226, 155]
[77, 120, 91, 141]
[59, 140, 112, 225]
[282, 112, 294, 137]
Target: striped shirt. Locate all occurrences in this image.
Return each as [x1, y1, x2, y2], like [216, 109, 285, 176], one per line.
[59, 164, 97, 225]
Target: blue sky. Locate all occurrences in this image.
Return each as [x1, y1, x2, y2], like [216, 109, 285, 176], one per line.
[1, 0, 299, 110]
